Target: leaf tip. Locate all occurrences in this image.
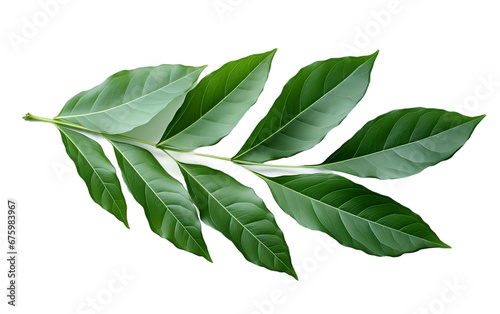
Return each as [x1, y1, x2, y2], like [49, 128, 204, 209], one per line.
[433, 237, 451, 249]
[204, 254, 214, 263]
[112, 205, 129, 229]
[467, 113, 486, 131]
[23, 113, 32, 121]
[440, 242, 452, 249]
[283, 262, 299, 280]
[475, 114, 486, 122]
[289, 270, 299, 281]
[266, 48, 278, 57]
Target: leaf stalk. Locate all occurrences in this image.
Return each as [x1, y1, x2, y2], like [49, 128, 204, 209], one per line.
[24, 113, 313, 170]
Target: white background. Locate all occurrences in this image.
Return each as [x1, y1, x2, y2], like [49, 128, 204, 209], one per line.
[1, 0, 499, 313]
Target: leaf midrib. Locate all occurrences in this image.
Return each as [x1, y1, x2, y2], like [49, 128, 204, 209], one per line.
[322, 118, 480, 168]
[260, 174, 442, 248]
[110, 141, 208, 256]
[57, 69, 199, 119]
[158, 53, 273, 146]
[233, 55, 375, 160]
[58, 127, 127, 224]
[178, 162, 294, 274]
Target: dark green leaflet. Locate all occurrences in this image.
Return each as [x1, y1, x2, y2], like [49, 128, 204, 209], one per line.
[319, 108, 485, 179]
[259, 172, 449, 257]
[110, 141, 211, 261]
[57, 64, 206, 134]
[57, 126, 128, 227]
[233, 52, 378, 163]
[158, 50, 276, 150]
[176, 162, 297, 278]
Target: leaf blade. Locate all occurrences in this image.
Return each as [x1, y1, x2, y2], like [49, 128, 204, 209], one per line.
[57, 126, 128, 227]
[319, 108, 485, 179]
[157, 49, 277, 150]
[56, 64, 206, 134]
[260, 172, 449, 257]
[177, 162, 296, 278]
[110, 141, 211, 261]
[233, 51, 378, 163]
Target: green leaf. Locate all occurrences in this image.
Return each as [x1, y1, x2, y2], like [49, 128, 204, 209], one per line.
[56, 64, 206, 134]
[319, 108, 485, 179]
[233, 51, 378, 163]
[259, 172, 449, 257]
[157, 49, 277, 150]
[110, 141, 211, 261]
[176, 162, 297, 278]
[57, 126, 128, 227]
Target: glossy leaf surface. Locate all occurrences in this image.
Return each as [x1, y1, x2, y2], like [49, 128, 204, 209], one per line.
[320, 108, 485, 179]
[260, 172, 449, 257]
[57, 65, 206, 134]
[233, 52, 378, 163]
[110, 141, 211, 261]
[177, 162, 297, 278]
[158, 50, 276, 150]
[58, 126, 128, 227]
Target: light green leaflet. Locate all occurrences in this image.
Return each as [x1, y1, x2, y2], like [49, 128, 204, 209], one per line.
[157, 50, 276, 150]
[110, 141, 211, 261]
[259, 172, 449, 257]
[57, 126, 128, 227]
[56, 64, 206, 134]
[319, 108, 485, 179]
[233, 51, 378, 163]
[177, 162, 297, 278]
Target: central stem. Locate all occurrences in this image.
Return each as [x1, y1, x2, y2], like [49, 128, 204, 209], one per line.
[24, 113, 158, 146]
[24, 113, 310, 169]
